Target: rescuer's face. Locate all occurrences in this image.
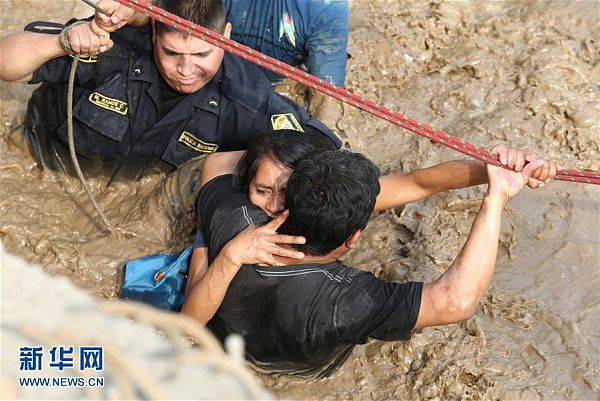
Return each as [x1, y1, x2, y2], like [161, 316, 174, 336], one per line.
[153, 22, 231, 94]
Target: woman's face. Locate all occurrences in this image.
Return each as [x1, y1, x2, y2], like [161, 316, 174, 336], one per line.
[248, 156, 292, 218]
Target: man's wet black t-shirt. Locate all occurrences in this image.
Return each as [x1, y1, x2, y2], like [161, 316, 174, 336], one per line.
[196, 175, 423, 378]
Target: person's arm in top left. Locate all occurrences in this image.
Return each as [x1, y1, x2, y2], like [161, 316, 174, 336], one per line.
[0, 20, 111, 82]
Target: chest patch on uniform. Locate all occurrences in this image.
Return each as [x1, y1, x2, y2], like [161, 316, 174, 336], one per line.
[178, 131, 219, 153]
[69, 54, 98, 63]
[271, 113, 304, 132]
[88, 92, 128, 115]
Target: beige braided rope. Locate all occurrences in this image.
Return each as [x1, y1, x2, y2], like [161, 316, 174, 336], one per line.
[67, 55, 115, 233]
[17, 299, 266, 399]
[98, 300, 267, 399]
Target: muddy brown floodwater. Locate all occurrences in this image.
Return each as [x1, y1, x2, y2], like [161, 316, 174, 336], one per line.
[1, 1, 599, 400]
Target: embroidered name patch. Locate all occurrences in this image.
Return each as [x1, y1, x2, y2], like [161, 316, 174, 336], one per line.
[178, 132, 219, 153]
[69, 54, 98, 63]
[88, 93, 128, 115]
[270, 113, 304, 132]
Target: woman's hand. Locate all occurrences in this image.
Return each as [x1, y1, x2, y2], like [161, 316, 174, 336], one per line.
[221, 210, 306, 266]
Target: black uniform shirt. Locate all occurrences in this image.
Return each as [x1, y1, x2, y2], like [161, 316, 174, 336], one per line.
[27, 22, 340, 166]
[196, 175, 423, 378]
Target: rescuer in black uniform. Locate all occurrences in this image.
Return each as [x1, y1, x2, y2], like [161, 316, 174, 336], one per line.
[0, 0, 339, 177]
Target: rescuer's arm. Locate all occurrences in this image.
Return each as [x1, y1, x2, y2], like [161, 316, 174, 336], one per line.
[413, 150, 546, 329]
[0, 22, 111, 83]
[374, 145, 558, 211]
[90, 0, 151, 34]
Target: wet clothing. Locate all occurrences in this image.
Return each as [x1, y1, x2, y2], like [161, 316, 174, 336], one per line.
[196, 175, 423, 378]
[225, 0, 349, 87]
[24, 20, 340, 173]
[193, 227, 207, 248]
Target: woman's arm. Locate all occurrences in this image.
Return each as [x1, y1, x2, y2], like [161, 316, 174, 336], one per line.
[180, 151, 245, 323]
[181, 210, 306, 325]
[185, 247, 209, 295]
[200, 151, 245, 186]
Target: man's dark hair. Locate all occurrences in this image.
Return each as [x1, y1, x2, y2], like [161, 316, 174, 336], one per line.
[279, 150, 381, 256]
[234, 129, 337, 193]
[154, 0, 227, 36]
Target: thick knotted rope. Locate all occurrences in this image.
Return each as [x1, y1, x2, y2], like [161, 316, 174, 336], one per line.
[67, 55, 116, 233]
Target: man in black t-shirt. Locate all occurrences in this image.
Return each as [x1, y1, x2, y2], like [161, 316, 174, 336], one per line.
[196, 173, 422, 378]
[191, 147, 547, 378]
[195, 149, 417, 378]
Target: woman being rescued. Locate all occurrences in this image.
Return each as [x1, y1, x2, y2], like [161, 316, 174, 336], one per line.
[171, 128, 557, 324]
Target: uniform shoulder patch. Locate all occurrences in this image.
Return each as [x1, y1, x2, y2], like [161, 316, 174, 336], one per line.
[88, 92, 128, 115]
[178, 131, 219, 153]
[270, 113, 304, 132]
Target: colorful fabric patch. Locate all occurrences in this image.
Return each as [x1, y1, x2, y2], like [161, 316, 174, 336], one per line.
[270, 113, 304, 132]
[279, 11, 296, 47]
[178, 131, 219, 153]
[88, 92, 128, 115]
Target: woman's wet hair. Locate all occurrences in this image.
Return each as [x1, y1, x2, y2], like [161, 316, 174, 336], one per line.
[234, 128, 338, 193]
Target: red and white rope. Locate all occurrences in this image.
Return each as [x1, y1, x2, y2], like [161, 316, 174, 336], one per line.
[113, 0, 600, 185]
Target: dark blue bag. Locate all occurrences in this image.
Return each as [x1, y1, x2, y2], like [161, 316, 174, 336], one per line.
[120, 246, 192, 311]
